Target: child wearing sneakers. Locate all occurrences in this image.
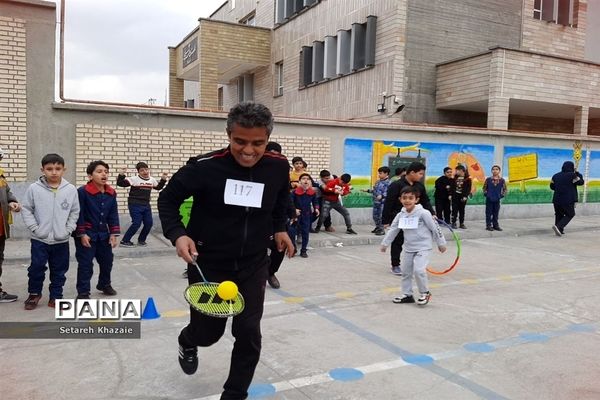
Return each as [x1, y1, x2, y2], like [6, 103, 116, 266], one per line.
[380, 185, 446, 306]
[117, 162, 167, 247]
[74, 161, 121, 299]
[321, 173, 357, 234]
[21, 153, 80, 309]
[289, 173, 320, 257]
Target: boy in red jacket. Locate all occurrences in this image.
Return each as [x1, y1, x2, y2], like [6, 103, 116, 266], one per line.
[321, 173, 357, 234]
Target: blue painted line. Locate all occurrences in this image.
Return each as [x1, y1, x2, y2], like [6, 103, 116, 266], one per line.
[403, 354, 435, 364]
[329, 367, 364, 381]
[277, 290, 509, 400]
[248, 383, 276, 398]
[464, 342, 496, 353]
[567, 323, 596, 333]
[519, 332, 550, 343]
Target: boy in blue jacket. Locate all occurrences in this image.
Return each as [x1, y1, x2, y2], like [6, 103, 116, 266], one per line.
[362, 166, 391, 235]
[289, 173, 320, 258]
[74, 161, 121, 298]
[483, 165, 507, 231]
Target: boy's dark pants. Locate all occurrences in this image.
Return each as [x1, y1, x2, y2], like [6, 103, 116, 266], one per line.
[390, 229, 404, 267]
[435, 198, 451, 224]
[314, 197, 331, 230]
[180, 255, 268, 400]
[485, 200, 501, 228]
[27, 239, 70, 299]
[268, 240, 285, 276]
[0, 235, 5, 290]
[451, 197, 467, 224]
[372, 202, 384, 230]
[288, 214, 311, 252]
[123, 204, 153, 243]
[554, 202, 575, 231]
[75, 237, 114, 295]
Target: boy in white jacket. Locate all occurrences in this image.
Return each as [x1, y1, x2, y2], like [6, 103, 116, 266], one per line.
[21, 154, 79, 309]
[381, 185, 446, 305]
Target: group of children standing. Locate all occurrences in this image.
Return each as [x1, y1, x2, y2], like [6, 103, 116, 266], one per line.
[0, 152, 165, 309]
[434, 165, 507, 231]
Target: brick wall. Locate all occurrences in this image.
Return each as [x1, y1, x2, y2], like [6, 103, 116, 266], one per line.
[508, 114, 574, 134]
[75, 124, 330, 212]
[589, 118, 600, 136]
[0, 16, 27, 181]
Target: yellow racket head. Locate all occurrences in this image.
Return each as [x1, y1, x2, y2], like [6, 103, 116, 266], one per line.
[184, 282, 245, 317]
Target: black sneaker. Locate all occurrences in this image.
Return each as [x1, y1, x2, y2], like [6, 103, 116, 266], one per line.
[486, 226, 494, 231]
[374, 228, 385, 236]
[300, 250, 308, 258]
[137, 241, 147, 247]
[120, 241, 135, 247]
[393, 295, 415, 304]
[178, 344, 198, 375]
[97, 285, 117, 296]
[552, 225, 562, 236]
[459, 224, 467, 229]
[346, 228, 358, 234]
[76, 293, 91, 300]
[371, 228, 378, 233]
[267, 275, 280, 289]
[493, 226, 503, 231]
[0, 290, 18, 303]
[451, 223, 457, 229]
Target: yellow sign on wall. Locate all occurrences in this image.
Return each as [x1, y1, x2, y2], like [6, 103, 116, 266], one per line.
[508, 153, 538, 182]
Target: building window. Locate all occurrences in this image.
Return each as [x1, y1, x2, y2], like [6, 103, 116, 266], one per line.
[231, 0, 236, 10]
[240, 11, 256, 26]
[276, 0, 319, 25]
[534, 0, 576, 26]
[217, 87, 223, 111]
[275, 62, 284, 96]
[185, 99, 195, 108]
[299, 16, 376, 88]
[238, 74, 254, 102]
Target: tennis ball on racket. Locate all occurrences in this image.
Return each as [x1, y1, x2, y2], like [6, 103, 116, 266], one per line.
[217, 281, 238, 301]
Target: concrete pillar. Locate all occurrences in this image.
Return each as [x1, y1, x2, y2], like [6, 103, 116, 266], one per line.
[574, 106, 589, 136]
[168, 47, 184, 107]
[487, 98, 509, 130]
[487, 49, 509, 130]
[198, 24, 219, 110]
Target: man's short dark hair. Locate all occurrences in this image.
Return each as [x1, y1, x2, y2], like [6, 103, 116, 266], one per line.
[266, 141, 282, 153]
[378, 166, 391, 174]
[406, 162, 426, 174]
[136, 162, 149, 171]
[226, 102, 274, 136]
[340, 173, 351, 183]
[455, 164, 466, 172]
[319, 169, 331, 178]
[443, 167, 452, 173]
[492, 165, 501, 170]
[41, 153, 65, 166]
[400, 185, 420, 198]
[86, 160, 109, 176]
[395, 167, 406, 176]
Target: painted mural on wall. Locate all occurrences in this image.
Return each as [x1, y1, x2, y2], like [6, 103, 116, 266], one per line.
[503, 145, 600, 204]
[343, 138, 599, 208]
[343, 138, 494, 208]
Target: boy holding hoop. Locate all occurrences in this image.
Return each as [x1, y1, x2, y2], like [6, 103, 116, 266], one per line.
[381, 185, 446, 305]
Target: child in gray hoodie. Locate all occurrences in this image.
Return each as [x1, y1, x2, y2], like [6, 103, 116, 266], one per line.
[381, 185, 446, 305]
[21, 153, 79, 310]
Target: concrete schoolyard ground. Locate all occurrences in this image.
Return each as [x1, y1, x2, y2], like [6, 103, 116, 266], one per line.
[1, 216, 600, 399]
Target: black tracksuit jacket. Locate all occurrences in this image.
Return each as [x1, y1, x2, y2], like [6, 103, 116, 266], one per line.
[157, 147, 290, 270]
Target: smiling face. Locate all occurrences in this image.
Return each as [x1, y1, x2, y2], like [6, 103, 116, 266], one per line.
[228, 123, 269, 168]
[89, 164, 109, 188]
[400, 192, 418, 212]
[41, 163, 65, 186]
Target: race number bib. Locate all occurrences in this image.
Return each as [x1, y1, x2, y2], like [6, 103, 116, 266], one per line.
[224, 179, 265, 208]
[398, 217, 418, 229]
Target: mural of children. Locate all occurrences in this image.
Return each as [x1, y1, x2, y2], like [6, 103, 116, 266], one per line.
[550, 161, 584, 236]
[289, 173, 320, 257]
[483, 165, 507, 231]
[362, 166, 391, 235]
[451, 165, 472, 229]
[434, 167, 454, 224]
